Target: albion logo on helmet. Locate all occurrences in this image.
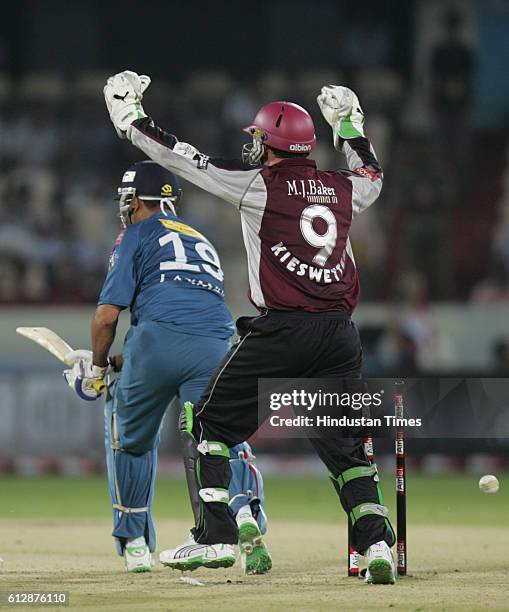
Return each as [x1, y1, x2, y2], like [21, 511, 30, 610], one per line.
[289, 143, 311, 152]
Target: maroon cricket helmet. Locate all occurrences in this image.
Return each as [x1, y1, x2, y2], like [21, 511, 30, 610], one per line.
[243, 101, 316, 154]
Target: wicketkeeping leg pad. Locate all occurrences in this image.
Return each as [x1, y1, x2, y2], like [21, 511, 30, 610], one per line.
[179, 402, 202, 526]
[179, 402, 238, 545]
[330, 464, 396, 551]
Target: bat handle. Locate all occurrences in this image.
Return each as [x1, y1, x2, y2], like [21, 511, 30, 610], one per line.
[93, 380, 108, 394]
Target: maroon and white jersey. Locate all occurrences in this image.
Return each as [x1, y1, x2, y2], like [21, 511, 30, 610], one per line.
[127, 119, 382, 313]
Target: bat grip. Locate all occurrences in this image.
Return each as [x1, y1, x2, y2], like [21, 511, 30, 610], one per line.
[93, 380, 108, 394]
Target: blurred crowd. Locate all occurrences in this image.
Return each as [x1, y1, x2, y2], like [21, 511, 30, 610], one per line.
[0, 8, 508, 319]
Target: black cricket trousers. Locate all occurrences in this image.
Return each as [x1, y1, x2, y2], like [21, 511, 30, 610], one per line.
[191, 310, 393, 551]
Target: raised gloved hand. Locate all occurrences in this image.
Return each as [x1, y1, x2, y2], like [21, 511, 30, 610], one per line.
[317, 85, 365, 149]
[104, 70, 151, 138]
[63, 350, 108, 401]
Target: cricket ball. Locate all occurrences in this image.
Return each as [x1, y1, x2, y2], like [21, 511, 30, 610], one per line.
[479, 474, 499, 494]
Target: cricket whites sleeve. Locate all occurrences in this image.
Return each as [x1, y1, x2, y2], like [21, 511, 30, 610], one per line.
[343, 137, 383, 217]
[127, 119, 263, 209]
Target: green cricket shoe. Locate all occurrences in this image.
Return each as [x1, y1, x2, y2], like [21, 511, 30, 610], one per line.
[159, 534, 236, 572]
[364, 541, 396, 585]
[237, 510, 272, 575]
[124, 537, 152, 573]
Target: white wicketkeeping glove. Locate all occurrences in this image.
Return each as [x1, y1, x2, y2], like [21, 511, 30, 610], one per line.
[63, 354, 108, 402]
[317, 85, 365, 150]
[104, 70, 151, 138]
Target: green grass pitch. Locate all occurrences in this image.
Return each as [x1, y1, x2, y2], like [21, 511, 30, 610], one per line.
[0, 473, 508, 611]
[1, 473, 507, 525]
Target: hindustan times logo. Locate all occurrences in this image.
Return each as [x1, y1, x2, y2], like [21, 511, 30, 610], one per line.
[269, 389, 384, 412]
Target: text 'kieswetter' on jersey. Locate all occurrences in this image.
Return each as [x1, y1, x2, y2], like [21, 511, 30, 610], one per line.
[98, 211, 234, 339]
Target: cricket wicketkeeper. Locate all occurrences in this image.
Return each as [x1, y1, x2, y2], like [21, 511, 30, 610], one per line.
[103, 71, 397, 584]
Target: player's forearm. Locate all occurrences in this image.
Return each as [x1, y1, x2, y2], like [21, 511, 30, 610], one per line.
[128, 119, 259, 208]
[92, 319, 117, 367]
[343, 138, 382, 176]
[130, 117, 179, 150]
[344, 140, 383, 216]
[128, 119, 211, 191]
[91, 305, 121, 367]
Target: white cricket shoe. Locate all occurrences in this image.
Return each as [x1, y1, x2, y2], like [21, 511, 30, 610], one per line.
[237, 505, 272, 575]
[364, 540, 396, 584]
[159, 533, 235, 572]
[124, 536, 152, 573]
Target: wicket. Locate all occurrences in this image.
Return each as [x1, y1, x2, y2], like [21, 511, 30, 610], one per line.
[347, 381, 407, 577]
[395, 380, 407, 576]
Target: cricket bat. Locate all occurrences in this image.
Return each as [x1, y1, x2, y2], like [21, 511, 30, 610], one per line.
[16, 327, 107, 393]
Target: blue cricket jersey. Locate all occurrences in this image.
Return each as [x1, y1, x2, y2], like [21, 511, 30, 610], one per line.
[98, 211, 234, 340]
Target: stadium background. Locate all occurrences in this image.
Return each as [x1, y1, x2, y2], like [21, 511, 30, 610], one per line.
[0, 0, 508, 476]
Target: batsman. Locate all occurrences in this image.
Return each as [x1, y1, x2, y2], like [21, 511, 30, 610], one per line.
[103, 71, 397, 584]
[63, 159, 271, 574]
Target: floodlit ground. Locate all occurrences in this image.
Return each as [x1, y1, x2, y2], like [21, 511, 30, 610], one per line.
[1, 475, 508, 611]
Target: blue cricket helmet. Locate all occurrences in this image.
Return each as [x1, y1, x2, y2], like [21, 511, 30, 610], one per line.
[117, 161, 183, 226]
